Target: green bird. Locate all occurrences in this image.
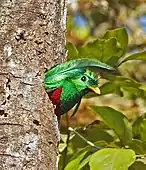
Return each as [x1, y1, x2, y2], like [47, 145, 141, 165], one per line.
[44, 59, 114, 116]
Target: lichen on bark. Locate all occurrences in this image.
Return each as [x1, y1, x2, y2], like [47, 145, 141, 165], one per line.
[0, 0, 67, 169]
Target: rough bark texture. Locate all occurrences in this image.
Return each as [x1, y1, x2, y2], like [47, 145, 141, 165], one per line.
[0, 0, 67, 169]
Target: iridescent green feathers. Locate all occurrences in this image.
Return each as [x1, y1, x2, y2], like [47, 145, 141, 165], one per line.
[44, 59, 114, 92]
[44, 59, 115, 116]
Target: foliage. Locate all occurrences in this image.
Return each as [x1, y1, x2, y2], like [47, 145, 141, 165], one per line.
[59, 27, 146, 170]
[67, 0, 146, 51]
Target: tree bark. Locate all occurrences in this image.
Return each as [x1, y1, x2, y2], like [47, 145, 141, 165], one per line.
[0, 0, 67, 169]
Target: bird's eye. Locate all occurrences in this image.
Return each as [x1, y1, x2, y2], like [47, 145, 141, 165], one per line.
[81, 76, 87, 82]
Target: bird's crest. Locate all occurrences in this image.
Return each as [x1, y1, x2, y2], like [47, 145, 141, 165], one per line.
[84, 69, 98, 79]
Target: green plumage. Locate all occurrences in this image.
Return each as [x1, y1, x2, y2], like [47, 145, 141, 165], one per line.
[60, 80, 84, 114]
[44, 59, 115, 116]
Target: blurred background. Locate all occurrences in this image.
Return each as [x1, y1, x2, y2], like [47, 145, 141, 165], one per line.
[59, 2, 146, 169]
[61, 0, 146, 129]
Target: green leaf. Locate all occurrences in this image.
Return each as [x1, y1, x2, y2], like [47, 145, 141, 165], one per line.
[59, 143, 67, 153]
[71, 126, 113, 149]
[140, 119, 146, 141]
[100, 81, 122, 96]
[59, 134, 69, 152]
[64, 146, 90, 170]
[84, 126, 114, 143]
[100, 77, 146, 99]
[78, 38, 121, 65]
[114, 77, 146, 98]
[139, 84, 146, 91]
[129, 161, 146, 170]
[119, 51, 146, 65]
[133, 113, 146, 142]
[67, 28, 128, 66]
[104, 27, 128, 54]
[89, 148, 135, 170]
[78, 39, 102, 60]
[90, 106, 132, 143]
[127, 139, 146, 154]
[77, 154, 91, 170]
[64, 143, 101, 170]
[66, 42, 79, 60]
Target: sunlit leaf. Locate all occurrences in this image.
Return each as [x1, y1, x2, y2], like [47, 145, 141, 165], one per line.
[78, 38, 121, 64]
[59, 143, 67, 153]
[104, 27, 128, 55]
[139, 85, 146, 91]
[89, 148, 135, 170]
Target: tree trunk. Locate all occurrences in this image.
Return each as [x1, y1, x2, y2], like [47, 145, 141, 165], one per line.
[0, 0, 67, 169]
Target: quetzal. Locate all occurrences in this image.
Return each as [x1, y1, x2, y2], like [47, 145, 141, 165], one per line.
[44, 59, 114, 116]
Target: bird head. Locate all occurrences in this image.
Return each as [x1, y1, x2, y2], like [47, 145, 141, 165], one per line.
[44, 58, 115, 93]
[70, 69, 100, 95]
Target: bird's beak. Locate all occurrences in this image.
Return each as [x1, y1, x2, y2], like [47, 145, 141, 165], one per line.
[89, 86, 101, 94]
